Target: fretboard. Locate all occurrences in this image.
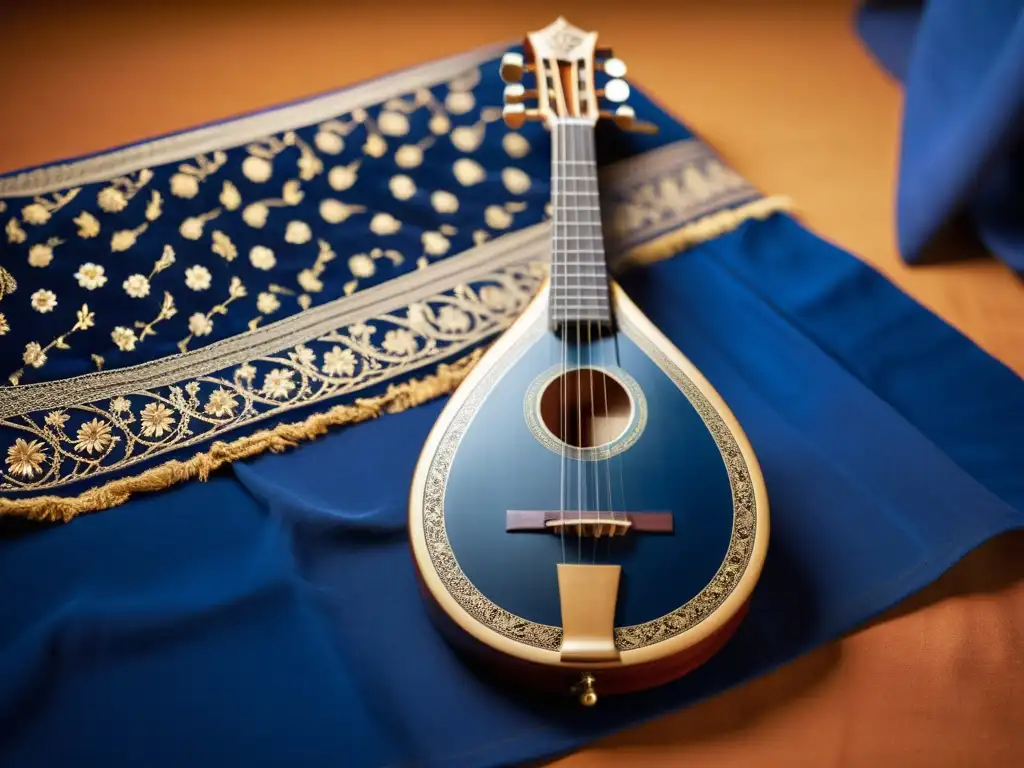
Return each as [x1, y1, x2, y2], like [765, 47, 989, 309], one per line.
[549, 119, 611, 330]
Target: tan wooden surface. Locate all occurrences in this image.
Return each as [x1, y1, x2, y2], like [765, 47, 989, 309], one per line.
[3, 1, 1023, 765]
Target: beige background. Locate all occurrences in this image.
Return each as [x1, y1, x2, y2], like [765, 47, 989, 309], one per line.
[3, 1, 1023, 765]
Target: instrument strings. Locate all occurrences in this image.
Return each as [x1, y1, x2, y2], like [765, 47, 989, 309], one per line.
[557, 120, 568, 565]
[555, 117, 625, 564]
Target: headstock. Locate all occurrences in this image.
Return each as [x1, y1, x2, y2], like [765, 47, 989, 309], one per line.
[499, 17, 658, 134]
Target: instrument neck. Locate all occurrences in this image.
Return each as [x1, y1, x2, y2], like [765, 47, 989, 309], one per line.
[549, 119, 612, 332]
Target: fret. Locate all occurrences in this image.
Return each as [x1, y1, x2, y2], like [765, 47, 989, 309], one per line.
[547, 120, 612, 330]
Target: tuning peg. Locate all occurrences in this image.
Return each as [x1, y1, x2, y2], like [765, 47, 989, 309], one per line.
[600, 57, 627, 78]
[602, 105, 660, 134]
[503, 84, 537, 104]
[500, 52, 525, 83]
[502, 103, 542, 129]
[602, 79, 630, 103]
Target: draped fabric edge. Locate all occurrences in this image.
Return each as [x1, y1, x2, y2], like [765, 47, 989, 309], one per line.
[0, 195, 790, 522]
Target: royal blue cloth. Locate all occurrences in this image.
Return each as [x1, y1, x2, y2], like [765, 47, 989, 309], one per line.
[2, 202, 1023, 767]
[857, 0, 1024, 275]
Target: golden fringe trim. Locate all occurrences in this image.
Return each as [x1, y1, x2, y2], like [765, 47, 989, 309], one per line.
[619, 195, 793, 267]
[0, 347, 486, 524]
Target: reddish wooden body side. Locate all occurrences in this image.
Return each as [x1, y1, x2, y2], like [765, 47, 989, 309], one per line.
[412, 560, 748, 700]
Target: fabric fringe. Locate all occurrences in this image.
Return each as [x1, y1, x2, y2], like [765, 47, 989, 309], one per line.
[0, 348, 485, 524]
[0, 194, 790, 524]
[620, 195, 793, 267]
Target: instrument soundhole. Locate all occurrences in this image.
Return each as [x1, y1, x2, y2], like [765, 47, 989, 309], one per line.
[538, 367, 632, 449]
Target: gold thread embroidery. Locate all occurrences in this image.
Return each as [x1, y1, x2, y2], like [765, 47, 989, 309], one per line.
[74, 211, 100, 239]
[177, 277, 247, 352]
[0, 348, 484, 523]
[97, 171, 151, 213]
[245, 132, 322, 183]
[614, 196, 792, 268]
[169, 151, 228, 198]
[1, 262, 543, 495]
[0, 265, 18, 300]
[22, 189, 81, 225]
[242, 180, 304, 228]
[110, 222, 149, 253]
[145, 190, 163, 222]
[8, 305, 96, 386]
[210, 230, 237, 261]
[27, 236, 64, 268]
[0, 225, 548, 421]
[179, 207, 221, 241]
[6, 218, 27, 244]
[341, 247, 403, 297]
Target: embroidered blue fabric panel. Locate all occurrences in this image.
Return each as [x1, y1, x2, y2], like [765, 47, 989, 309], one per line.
[1, 40, 1022, 768]
[0, 44, 762, 511]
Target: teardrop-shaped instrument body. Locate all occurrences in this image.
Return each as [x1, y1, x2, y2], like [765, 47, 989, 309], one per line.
[409, 280, 768, 701]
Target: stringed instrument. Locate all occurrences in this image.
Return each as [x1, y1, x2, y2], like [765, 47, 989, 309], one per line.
[409, 18, 769, 706]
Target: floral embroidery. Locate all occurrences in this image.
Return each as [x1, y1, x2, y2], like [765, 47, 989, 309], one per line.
[74, 211, 100, 238]
[220, 180, 242, 211]
[0, 265, 18, 300]
[341, 246, 403, 297]
[6, 218, 26, 244]
[502, 132, 530, 158]
[145, 190, 163, 221]
[110, 223, 147, 252]
[0, 262, 545, 493]
[74, 418, 114, 455]
[0, 314, 8, 336]
[256, 292, 280, 315]
[111, 326, 138, 352]
[431, 190, 459, 214]
[30, 289, 57, 313]
[249, 245, 276, 271]
[8, 304, 95, 385]
[284, 220, 312, 244]
[319, 199, 366, 225]
[74, 263, 107, 290]
[139, 402, 175, 438]
[6, 438, 46, 479]
[169, 151, 228, 199]
[21, 189, 81, 225]
[393, 137, 436, 169]
[261, 368, 296, 399]
[328, 160, 360, 191]
[453, 158, 485, 186]
[122, 244, 175, 300]
[27, 237, 63, 268]
[177, 276, 246, 352]
[184, 265, 212, 291]
[97, 170, 152, 213]
[389, 175, 416, 201]
[242, 180, 304, 228]
[179, 208, 221, 240]
[211, 230, 237, 261]
[369, 212, 401, 235]
[123, 292, 177, 353]
[245, 132, 322, 183]
[123, 274, 151, 299]
[502, 167, 531, 195]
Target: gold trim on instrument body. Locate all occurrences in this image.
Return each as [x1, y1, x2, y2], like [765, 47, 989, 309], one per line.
[408, 280, 770, 670]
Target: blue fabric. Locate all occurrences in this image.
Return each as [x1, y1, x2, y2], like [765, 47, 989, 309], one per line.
[2, 204, 1023, 766]
[1, 47, 726, 510]
[856, 0, 1024, 274]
